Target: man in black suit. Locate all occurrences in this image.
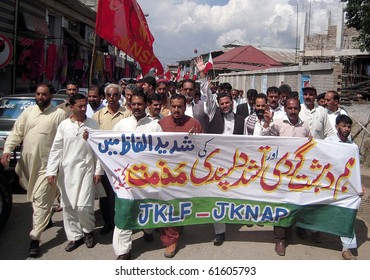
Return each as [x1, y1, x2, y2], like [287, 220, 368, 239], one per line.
[236, 88, 258, 119]
[196, 56, 245, 246]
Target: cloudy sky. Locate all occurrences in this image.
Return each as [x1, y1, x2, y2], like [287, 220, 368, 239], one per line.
[138, 0, 345, 68]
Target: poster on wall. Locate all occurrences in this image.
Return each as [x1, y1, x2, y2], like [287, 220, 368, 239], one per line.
[300, 75, 311, 103]
[0, 34, 13, 69]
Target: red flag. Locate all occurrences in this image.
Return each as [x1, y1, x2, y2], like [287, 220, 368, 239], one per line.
[184, 72, 190, 79]
[164, 70, 172, 81]
[96, 0, 164, 75]
[204, 52, 213, 74]
[192, 74, 197, 81]
[175, 66, 181, 81]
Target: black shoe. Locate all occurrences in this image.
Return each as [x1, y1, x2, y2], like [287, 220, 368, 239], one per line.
[143, 232, 154, 243]
[84, 232, 95, 248]
[100, 224, 113, 235]
[29, 240, 40, 258]
[65, 238, 84, 252]
[116, 250, 132, 260]
[213, 233, 225, 246]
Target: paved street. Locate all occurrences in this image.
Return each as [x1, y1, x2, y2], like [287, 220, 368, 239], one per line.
[1, 187, 370, 261]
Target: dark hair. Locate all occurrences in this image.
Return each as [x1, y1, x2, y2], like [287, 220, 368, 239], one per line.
[143, 76, 157, 90]
[170, 93, 186, 104]
[131, 87, 147, 103]
[66, 81, 79, 88]
[316, 92, 326, 100]
[147, 93, 162, 104]
[88, 85, 99, 93]
[290, 91, 299, 99]
[279, 84, 292, 94]
[246, 89, 258, 100]
[222, 82, 232, 91]
[182, 79, 195, 88]
[69, 93, 86, 105]
[327, 90, 340, 102]
[36, 83, 51, 93]
[255, 93, 267, 103]
[266, 86, 281, 95]
[168, 81, 176, 87]
[217, 92, 232, 103]
[336, 114, 352, 125]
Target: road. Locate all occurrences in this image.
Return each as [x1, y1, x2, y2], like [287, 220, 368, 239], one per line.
[0, 186, 370, 261]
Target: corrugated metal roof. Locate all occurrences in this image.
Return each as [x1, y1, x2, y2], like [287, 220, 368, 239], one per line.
[213, 62, 270, 71]
[252, 45, 296, 64]
[213, 45, 283, 69]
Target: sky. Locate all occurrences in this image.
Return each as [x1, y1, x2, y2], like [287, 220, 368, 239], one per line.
[138, 0, 345, 68]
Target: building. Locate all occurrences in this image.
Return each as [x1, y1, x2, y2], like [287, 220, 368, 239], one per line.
[0, 0, 98, 94]
[219, 5, 370, 100]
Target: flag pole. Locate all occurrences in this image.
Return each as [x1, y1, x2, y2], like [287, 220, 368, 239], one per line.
[89, 32, 97, 86]
[211, 52, 216, 82]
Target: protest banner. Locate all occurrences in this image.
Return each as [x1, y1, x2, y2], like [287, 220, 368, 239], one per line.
[88, 132, 362, 237]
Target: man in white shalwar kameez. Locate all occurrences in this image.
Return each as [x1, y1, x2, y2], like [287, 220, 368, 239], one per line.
[112, 89, 162, 260]
[1, 84, 68, 257]
[47, 94, 104, 252]
[325, 114, 365, 260]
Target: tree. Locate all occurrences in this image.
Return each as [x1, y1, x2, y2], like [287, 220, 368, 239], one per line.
[342, 0, 370, 51]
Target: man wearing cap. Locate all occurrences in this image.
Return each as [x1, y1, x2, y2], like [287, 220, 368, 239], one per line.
[299, 84, 334, 140]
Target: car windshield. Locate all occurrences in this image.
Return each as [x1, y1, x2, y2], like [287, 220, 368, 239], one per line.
[0, 97, 65, 119]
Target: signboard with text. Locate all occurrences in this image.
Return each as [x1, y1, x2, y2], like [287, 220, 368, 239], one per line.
[88, 132, 362, 237]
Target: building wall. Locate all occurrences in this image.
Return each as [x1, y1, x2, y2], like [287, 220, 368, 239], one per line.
[0, 0, 15, 95]
[219, 63, 343, 95]
[305, 26, 360, 51]
[0, 0, 96, 95]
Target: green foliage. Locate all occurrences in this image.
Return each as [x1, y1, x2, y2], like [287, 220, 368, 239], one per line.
[342, 0, 370, 51]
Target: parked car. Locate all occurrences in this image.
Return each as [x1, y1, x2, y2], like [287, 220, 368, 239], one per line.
[0, 138, 12, 230]
[0, 93, 67, 230]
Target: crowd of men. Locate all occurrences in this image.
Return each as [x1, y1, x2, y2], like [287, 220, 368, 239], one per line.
[0, 57, 365, 260]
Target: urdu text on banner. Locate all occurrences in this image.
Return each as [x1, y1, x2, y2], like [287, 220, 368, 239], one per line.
[87, 132, 362, 238]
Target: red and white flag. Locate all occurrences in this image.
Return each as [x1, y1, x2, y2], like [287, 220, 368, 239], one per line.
[164, 70, 172, 81]
[136, 73, 143, 81]
[175, 66, 181, 81]
[96, 0, 164, 75]
[204, 52, 213, 74]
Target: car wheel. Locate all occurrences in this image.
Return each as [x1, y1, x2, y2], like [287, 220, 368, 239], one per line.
[0, 177, 12, 230]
